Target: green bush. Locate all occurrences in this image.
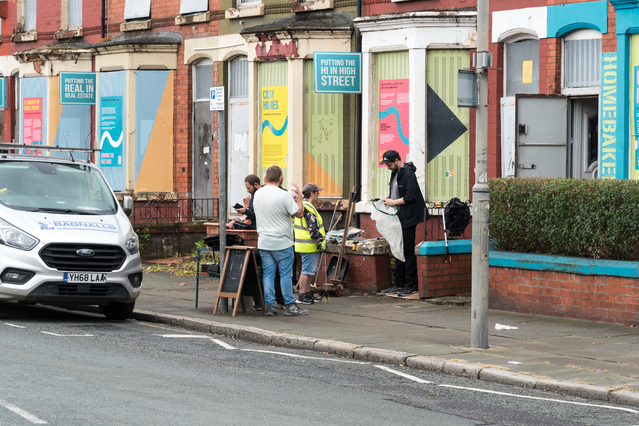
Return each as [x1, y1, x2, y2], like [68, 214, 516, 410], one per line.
[488, 178, 639, 261]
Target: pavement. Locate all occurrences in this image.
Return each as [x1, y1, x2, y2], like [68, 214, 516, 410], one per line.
[112, 260, 639, 408]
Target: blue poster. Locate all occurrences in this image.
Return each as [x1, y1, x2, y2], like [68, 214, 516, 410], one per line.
[99, 96, 123, 168]
[313, 52, 362, 94]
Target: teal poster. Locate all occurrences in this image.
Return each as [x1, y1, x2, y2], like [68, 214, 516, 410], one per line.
[99, 96, 123, 168]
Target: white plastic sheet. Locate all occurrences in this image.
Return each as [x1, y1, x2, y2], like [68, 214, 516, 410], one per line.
[370, 200, 405, 263]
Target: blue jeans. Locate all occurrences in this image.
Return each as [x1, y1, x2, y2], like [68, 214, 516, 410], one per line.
[260, 247, 295, 306]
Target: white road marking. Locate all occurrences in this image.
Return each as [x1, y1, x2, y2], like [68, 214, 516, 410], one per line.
[373, 365, 433, 384]
[40, 332, 93, 337]
[241, 349, 369, 364]
[4, 323, 26, 328]
[210, 339, 237, 350]
[158, 334, 213, 339]
[438, 384, 639, 414]
[0, 399, 48, 424]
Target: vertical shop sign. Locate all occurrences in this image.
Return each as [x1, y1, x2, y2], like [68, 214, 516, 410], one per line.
[378, 79, 409, 167]
[23, 97, 43, 155]
[0, 78, 5, 108]
[261, 86, 288, 167]
[600, 53, 617, 179]
[99, 96, 123, 167]
[635, 66, 639, 171]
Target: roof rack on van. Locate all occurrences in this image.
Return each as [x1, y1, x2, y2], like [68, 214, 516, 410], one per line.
[0, 143, 100, 161]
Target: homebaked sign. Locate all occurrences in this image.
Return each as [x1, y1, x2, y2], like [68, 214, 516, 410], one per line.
[314, 52, 362, 94]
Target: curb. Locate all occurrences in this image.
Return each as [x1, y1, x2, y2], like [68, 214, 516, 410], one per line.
[79, 306, 639, 409]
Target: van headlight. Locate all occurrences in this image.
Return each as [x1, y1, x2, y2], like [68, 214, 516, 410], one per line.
[125, 231, 139, 255]
[0, 218, 39, 251]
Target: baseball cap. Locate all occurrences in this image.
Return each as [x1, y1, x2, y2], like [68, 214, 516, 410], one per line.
[302, 183, 324, 194]
[379, 150, 400, 165]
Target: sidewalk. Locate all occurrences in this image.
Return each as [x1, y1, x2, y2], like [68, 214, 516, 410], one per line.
[132, 263, 639, 406]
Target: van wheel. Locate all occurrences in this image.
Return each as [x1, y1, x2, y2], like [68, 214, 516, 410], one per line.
[100, 302, 135, 320]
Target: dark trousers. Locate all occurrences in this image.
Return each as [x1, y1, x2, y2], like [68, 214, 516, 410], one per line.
[393, 225, 417, 288]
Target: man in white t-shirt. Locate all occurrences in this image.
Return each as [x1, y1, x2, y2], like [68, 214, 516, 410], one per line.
[253, 165, 309, 316]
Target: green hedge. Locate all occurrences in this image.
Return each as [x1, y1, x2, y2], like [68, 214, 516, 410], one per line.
[488, 178, 639, 261]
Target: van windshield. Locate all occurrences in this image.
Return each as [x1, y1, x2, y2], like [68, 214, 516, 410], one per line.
[0, 161, 118, 215]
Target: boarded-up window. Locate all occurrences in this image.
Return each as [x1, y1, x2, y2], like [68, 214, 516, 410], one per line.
[565, 39, 601, 88]
[68, 0, 82, 27]
[25, 0, 36, 31]
[180, 0, 208, 15]
[195, 63, 213, 101]
[124, 0, 151, 20]
[230, 57, 248, 98]
[505, 39, 539, 97]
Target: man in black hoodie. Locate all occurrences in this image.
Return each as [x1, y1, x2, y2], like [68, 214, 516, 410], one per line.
[379, 150, 427, 295]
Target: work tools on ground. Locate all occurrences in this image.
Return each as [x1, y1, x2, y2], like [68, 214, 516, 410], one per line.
[327, 187, 357, 285]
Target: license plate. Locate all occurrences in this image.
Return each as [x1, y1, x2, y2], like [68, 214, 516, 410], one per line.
[63, 273, 107, 284]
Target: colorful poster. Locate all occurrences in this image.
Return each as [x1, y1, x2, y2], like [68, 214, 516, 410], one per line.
[261, 86, 288, 167]
[99, 96, 123, 168]
[378, 79, 409, 167]
[23, 97, 43, 155]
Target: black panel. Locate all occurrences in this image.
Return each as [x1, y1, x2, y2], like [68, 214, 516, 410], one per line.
[426, 85, 468, 162]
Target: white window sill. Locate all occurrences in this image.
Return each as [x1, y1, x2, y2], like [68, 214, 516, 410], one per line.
[54, 26, 83, 40]
[175, 11, 210, 25]
[12, 30, 37, 43]
[292, 0, 333, 12]
[120, 19, 152, 32]
[225, 5, 264, 19]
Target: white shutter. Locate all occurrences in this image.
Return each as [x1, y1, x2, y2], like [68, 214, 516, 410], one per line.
[124, 0, 151, 20]
[180, 0, 208, 14]
[68, 0, 83, 28]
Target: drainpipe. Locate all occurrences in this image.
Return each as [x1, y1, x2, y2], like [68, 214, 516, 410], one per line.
[101, 0, 105, 38]
[354, 0, 362, 227]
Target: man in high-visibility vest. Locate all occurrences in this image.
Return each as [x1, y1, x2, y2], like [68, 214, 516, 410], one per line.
[294, 183, 326, 305]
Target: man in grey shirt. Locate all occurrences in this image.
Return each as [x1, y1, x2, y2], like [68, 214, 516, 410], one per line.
[253, 165, 309, 316]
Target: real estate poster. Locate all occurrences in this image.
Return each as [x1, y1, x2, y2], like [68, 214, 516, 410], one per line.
[261, 86, 288, 167]
[378, 79, 409, 167]
[23, 97, 43, 156]
[99, 96, 123, 168]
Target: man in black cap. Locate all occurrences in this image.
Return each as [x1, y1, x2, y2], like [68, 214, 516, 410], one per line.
[379, 150, 427, 295]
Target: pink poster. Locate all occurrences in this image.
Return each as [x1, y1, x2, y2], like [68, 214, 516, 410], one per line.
[23, 97, 43, 155]
[378, 79, 409, 167]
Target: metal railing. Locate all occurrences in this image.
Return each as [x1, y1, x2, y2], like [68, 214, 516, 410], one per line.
[129, 196, 219, 224]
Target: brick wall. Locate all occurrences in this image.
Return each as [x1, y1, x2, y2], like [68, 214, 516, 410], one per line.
[417, 253, 472, 298]
[489, 267, 639, 326]
[315, 253, 392, 293]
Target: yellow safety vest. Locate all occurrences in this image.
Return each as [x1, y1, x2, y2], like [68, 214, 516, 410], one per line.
[293, 200, 325, 253]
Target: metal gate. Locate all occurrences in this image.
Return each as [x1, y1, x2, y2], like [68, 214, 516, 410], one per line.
[516, 95, 567, 177]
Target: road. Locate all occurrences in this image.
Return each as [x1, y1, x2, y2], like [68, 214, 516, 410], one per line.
[0, 302, 637, 426]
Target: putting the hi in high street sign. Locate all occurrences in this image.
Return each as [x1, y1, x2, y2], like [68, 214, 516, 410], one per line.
[314, 52, 362, 94]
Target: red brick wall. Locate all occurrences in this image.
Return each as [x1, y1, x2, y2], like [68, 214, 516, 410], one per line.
[417, 253, 472, 298]
[490, 267, 639, 326]
[315, 253, 392, 293]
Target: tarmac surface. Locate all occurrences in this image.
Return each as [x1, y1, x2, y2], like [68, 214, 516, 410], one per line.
[115, 259, 639, 408]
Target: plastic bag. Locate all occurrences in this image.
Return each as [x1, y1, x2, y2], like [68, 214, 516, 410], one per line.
[370, 199, 404, 263]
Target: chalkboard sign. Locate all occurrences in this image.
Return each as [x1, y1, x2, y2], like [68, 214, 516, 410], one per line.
[214, 246, 264, 316]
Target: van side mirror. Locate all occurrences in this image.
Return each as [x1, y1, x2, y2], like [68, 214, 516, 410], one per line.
[123, 196, 133, 218]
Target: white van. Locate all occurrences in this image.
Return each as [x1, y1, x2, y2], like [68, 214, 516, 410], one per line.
[0, 152, 142, 320]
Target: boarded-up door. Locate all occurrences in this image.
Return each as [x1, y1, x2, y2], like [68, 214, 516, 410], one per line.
[305, 60, 344, 198]
[228, 57, 249, 214]
[516, 96, 568, 177]
[193, 61, 214, 202]
[373, 51, 408, 199]
[427, 50, 470, 202]
[258, 61, 288, 183]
